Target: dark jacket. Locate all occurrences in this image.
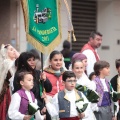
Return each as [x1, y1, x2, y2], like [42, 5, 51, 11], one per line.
[110, 74, 118, 92]
[61, 50, 76, 69]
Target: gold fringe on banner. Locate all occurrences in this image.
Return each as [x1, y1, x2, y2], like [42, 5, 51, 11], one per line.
[68, 31, 71, 41]
[21, 0, 62, 54]
[21, 0, 29, 32]
[27, 34, 61, 54]
[63, 0, 76, 42]
[72, 31, 76, 42]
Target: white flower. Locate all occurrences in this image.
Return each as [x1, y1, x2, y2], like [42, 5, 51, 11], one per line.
[75, 101, 84, 109]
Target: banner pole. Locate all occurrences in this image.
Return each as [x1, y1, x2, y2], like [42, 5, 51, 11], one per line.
[41, 52, 45, 105]
[41, 53, 43, 72]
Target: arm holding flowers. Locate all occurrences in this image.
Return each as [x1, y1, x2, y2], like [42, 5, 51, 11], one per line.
[79, 92, 94, 119]
[43, 92, 59, 117]
[111, 100, 119, 120]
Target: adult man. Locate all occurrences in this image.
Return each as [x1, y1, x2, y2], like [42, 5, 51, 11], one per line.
[81, 31, 102, 76]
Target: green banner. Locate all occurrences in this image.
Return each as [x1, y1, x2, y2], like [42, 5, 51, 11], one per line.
[21, 0, 61, 53]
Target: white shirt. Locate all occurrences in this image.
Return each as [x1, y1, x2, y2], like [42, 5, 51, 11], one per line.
[92, 78, 109, 92]
[46, 89, 96, 120]
[100, 78, 108, 91]
[8, 90, 44, 120]
[76, 72, 96, 91]
[82, 49, 99, 76]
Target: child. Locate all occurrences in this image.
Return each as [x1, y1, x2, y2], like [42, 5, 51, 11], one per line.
[72, 60, 95, 90]
[89, 72, 96, 81]
[71, 53, 87, 73]
[92, 60, 119, 120]
[8, 71, 44, 120]
[111, 59, 120, 120]
[44, 50, 66, 97]
[44, 71, 95, 120]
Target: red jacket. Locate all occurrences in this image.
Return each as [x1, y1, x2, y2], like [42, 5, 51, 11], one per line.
[81, 43, 99, 61]
[45, 72, 64, 97]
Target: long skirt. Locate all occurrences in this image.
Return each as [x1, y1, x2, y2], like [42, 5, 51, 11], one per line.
[94, 106, 112, 120]
[0, 88, 11, 120]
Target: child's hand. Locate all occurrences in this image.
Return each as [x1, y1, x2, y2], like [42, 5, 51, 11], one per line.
[41, 107, 46, 114]
[43, 114, 46, 120]
[40, 72, 46, 81]
[78, 113, 85, 119]
[41, 92, 49, 103]
[23, 115, 32, 120]
[112, 116, 117, 120]
[14, 48, 20, 59]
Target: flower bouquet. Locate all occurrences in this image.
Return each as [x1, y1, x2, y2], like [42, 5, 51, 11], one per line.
[110, 91, 120, 102]
[75, 98, 88, 113]
[28, 102, 40, 115]
[76, 84, 99, 103]
[109, 83, 120, 102]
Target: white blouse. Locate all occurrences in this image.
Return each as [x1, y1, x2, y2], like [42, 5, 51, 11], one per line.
[76, 72, 96, 91]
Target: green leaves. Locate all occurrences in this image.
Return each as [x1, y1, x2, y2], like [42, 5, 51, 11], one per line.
[75, 98, 88, 113]
[110, 91, 120, 102]
[75, 84, 99, 103]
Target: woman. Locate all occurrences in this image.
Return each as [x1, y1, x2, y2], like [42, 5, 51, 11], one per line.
[0, 44, 19, 120]
[13, 51, 52, 120]
[29, 49, 41, 70]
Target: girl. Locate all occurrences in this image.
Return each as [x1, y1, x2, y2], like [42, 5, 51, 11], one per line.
[71, 53, 87, 72]
[13, 52, 52, 120]
[72, 60, 95, 90]
[44, 50, 66, 97]
[70, 53, 94, 88]
[72, 60, 96, 120]
[93, 60, 119, 120]
[8, 71, 44, 120]
[0, 44, 19, 120]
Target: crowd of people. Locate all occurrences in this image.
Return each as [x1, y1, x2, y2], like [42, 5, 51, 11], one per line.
[0, 31, 120, 120]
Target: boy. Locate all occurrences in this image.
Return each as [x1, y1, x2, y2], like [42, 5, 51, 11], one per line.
[8, 71, 44, 120]
[92, 60, 119, 120]
[111, 59, 120, 120]
[43, 71, 95, 120]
